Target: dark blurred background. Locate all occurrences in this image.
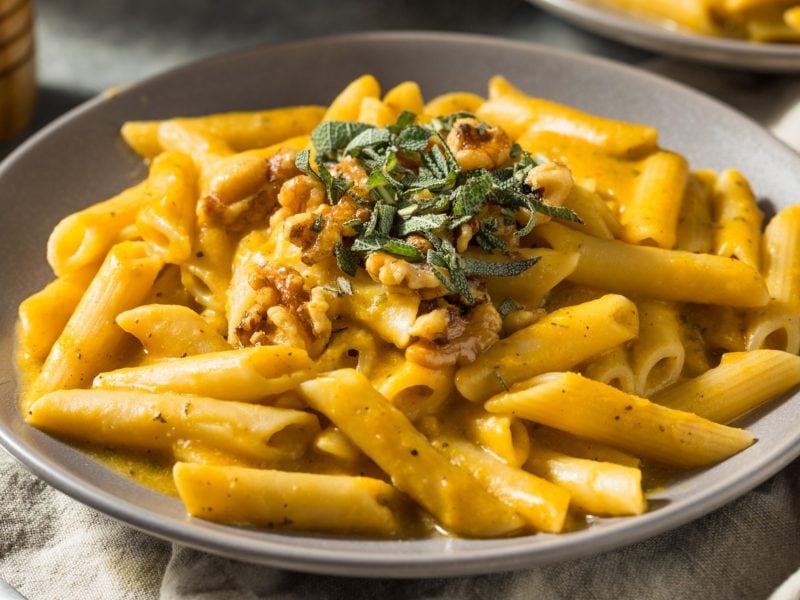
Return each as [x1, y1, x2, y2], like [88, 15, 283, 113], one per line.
[2, 0, 650, 158]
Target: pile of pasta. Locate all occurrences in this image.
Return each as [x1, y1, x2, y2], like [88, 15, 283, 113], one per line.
[594, 0, 800, 42]
[17, 74, 800, 539]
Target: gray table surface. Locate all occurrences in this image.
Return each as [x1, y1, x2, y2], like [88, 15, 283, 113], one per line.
[2, 2, 800, 599]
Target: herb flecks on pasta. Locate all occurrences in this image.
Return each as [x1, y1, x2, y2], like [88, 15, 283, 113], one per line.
[16, 74, 800, 540]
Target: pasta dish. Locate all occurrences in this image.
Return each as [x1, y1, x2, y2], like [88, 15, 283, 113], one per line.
[591, 0, 800, 42]
[16, 75, 800, 538]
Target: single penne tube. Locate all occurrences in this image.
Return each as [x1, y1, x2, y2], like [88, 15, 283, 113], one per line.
[486, 371, 755, 469]
[322, 75, 381, 122]
[620, 150, 688, 249]
[455, 294, 639, 402]
[46, 181, 148, 276]
[26, 389, 320, 463]
[17, 263, 98, 363]
[116, 304, 230, 359]
[431, 436, 570, 533]
[376, 361, 454, 422]
[745, 302, 800, 355]
[93, 346, 316, 403]
[31, 241, 163, 402]
[524, 445, 646, 516]
[482, 248, 580, 312]
[171, 439, 252, 467]
[136, 151, 197, 264]
[317, 326, 382, 377]
[529, 424, 641, 468]
[459, 408, 531, 468]
[653, 350, 800, 424]
[157, 120, 233, 171]
[357, 96, 394, 127]
[583, 346, 636, 394]
[382, 81, 425, 118]
[762, 205, 800, 310]
[423, 91, 485, 117]
[120, 105, 326, 158]
[313, 426, 363, 463]
[299, 369, 525, 538]
[535, 221, 770, 307]
[675, 170, 715, 253]
[712, 169, 763, 269]
[173, 463, 407, 536]
[239, 134, 310, 161]
[181, 225, 235, 315]
[630, 300, 685, 396]
[561, 184, 622, 240]
[478, 76, 658, 156]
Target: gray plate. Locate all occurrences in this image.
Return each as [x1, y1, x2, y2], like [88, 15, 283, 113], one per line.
[528, 0, 800, 72]
[1, 31, 799, 578]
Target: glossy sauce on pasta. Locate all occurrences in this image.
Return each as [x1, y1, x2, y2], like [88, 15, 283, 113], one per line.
[16, 75, 800, 539]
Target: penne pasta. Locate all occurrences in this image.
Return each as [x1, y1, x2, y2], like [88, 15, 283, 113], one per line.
[136, 151, 197, 264]
[31, 241, 163, 403]
[431, 436, 570, 533]
[478, 76, 659, 157]
[17, 264, 98, 364]
[300, 369, 525, 537]
[46, 181, 148, 276]
[321, 74, 381, 122]
[456, 294, 639, 402]
[173, 463, 408, 536]
[382, 81, 425, 119]
[26, 389, 320, 463]
[712, 169, 763, 269]
[762, 205, 800, 310]
[582, 346, 636, 394]
[115, 304, 230, 359]
[620, 150, 688, 249]
[525, 446, 646, 516]
[630, 300, 685, 396]
[653, 350, 800, 423]
[18, 73, 800, 540]
[535, 221, 770, 307]
[675, 170, 715, 253]
[486, 371, 755, 469]
[121, 105, 325, 158]
[529, 425, 641, 468]
[93, 346, 316, 403]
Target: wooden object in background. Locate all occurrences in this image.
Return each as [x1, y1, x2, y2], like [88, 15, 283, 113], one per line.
[0, 0, 35, 142]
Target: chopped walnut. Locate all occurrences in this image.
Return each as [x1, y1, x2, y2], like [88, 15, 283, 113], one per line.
[234, 262, 311, 347]
[446, 118, 512, 172]
[405, 302, 501, 368]
[409, 304, 469, 343]
[525, 162, 573, 207]
[199, 148, 299, 234]
[364, 252, 446, 294]
[285, 197, 369, 265]
[330, 156, 370, 200]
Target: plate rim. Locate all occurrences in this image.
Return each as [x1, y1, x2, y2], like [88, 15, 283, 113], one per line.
[527, 0, 800, 71]
[1, 30, 800, 578]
